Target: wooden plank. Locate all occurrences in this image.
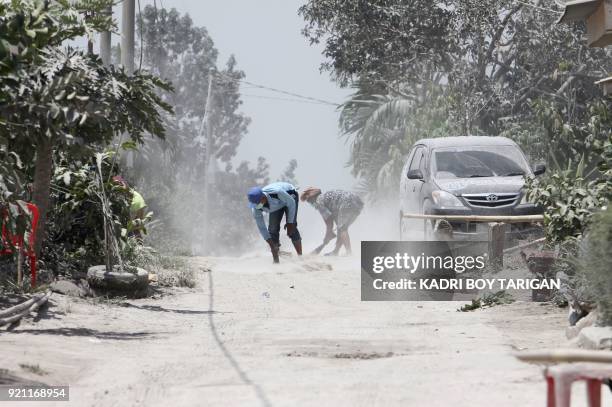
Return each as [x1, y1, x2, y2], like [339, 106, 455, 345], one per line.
[515, 349, 612, 364]
[401, 213, 544, 223]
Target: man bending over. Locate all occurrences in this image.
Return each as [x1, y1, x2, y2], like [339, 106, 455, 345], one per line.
[247, 182, 302, 263]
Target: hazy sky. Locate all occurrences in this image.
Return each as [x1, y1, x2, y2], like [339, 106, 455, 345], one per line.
[110, 0, 355, 190]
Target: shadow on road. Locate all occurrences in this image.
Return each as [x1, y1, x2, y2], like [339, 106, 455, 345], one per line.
[120, 303, 228, 315]
[6, 327, 159, 340]
[206, 271, 273, 407]
[0, 368, 46, 386]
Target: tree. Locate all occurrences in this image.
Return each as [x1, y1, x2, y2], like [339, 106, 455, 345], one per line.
[301, 0, 612, 196]
[0, 0, 109, 240]
[133, 6, 253, 253]
[280, 159, 298, 186]
[299, 0, 456, 86]
[207, 157, 270, 255]
[339, 81, 451, 195]
[137, 6, 249, 166]
[0, 0, 172, 256]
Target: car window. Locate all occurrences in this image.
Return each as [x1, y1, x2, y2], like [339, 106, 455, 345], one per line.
[409, 147, 424, 172]
[432, 146, 530, 179]
[418, 150, 427, 173]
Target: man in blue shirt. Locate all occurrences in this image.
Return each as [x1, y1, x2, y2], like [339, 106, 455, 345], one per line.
[247, 182, 302, 263]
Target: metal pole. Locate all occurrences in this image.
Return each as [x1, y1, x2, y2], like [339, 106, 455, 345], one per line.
[121, 0, 135, 73]
[100, 5, 112, 66]
[201, 69, 215, 253]
[121, 0, 136, 168]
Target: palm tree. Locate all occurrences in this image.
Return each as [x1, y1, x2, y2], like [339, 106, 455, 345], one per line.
[339, 82, 450, 197]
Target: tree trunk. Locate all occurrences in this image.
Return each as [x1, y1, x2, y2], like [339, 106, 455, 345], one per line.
[31, 137, 54, 258]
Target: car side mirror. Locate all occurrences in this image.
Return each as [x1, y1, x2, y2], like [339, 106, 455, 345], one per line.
[533, 163, 546, 176]
[407, 169, 424, 180]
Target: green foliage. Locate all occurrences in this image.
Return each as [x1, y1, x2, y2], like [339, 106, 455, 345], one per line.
[578, 207, 612, 325]
[44, 152, 131, 275]
[299, 0, 455, 86]
[0, 146, 30, 251]
[515, 98, 612, 171]
[0, 0, 110, 251]
[0, 0, 173, 268]
[301, 0, 611, 196]
[458, 290, 515, 312]
[0, 0, 173, 167]
[0, 0, 113, 78]
[2, 47, 172, 160]
[525, 157, 608, 244]
[339, 82, 452, 196]
[523, 100, 611, 244]
[594, 129, 612, 200]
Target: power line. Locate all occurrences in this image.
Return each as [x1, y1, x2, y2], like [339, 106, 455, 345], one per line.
[241, 93, 338, 106]
[216, 71, 340, 107]
[240, 79, 340, 106]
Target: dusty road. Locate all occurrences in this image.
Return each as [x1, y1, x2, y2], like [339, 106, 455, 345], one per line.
[1, 254, 606, 406]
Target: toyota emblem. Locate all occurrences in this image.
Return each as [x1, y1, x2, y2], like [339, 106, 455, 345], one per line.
[486, 194, 498, 202]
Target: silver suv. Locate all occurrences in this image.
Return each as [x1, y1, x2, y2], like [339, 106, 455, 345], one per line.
[399, 136, 545, 239]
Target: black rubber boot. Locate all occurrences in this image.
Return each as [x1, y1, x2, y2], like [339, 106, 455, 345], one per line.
[292, 240, 303, 256]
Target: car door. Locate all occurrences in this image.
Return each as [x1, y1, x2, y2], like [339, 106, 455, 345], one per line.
[404, 146, 426, 214]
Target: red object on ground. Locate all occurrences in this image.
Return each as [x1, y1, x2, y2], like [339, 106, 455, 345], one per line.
[0, 203, 40, 288]
[545, 363, 612, 407]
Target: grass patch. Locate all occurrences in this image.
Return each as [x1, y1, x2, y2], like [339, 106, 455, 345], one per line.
[458, 290, 515, 312]
[156, 262, 196, 288]
[19, 364, 48, 376]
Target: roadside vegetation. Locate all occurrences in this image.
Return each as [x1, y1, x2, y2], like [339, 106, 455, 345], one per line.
[458, 290, 515, 312]
[299, 0, 611, 197]
[0, 1, 297, 295]
[300, 0, 611, 323]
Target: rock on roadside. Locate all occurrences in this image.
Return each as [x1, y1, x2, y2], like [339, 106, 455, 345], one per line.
[576, 326, 612, 350]
[50, 280, 88, 297]
[566, 310, 598, 340]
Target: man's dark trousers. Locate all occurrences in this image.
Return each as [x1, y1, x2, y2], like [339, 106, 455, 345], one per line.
[268, 191, 301, 246]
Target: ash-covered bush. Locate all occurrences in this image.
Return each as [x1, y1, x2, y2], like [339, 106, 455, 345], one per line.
[525, 159, 607, 245]
[578, 206, 612, 325]
[43, 153, 131, 276]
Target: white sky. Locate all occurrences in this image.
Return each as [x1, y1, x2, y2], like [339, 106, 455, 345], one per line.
[108, 0, 356, 190]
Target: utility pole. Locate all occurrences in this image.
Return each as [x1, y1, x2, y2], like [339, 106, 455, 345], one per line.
[121, 0, 136, 168]
[121, 0, 135, 74]
[100, 5, 112, 66]
[200, 68, 215, 254]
